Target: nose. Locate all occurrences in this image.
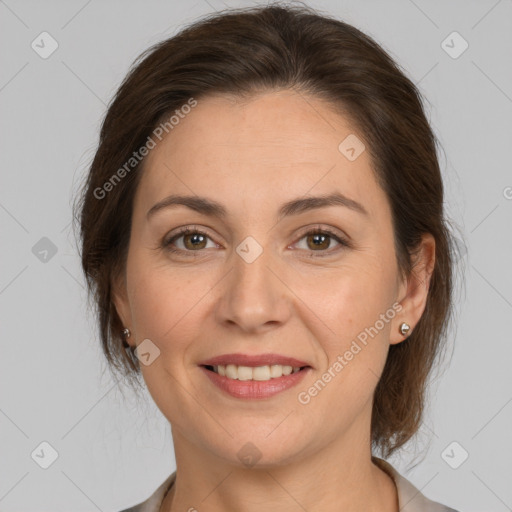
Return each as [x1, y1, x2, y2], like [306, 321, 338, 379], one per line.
[214, 243, 292, 334]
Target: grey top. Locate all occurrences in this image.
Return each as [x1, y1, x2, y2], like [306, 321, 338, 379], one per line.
[119, 457, 459, 512]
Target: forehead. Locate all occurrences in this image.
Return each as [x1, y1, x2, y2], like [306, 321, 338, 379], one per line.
[135, 90, 385, 219]
[148, 90, 357, 165]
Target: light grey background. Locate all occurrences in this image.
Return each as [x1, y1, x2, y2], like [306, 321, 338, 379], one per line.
[1, 0, 511, 510]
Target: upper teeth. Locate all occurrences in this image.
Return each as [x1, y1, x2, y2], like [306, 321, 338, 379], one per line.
[213, 364, 301, 381]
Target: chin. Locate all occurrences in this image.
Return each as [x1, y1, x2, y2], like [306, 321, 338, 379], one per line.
[211, 432, 310, 470]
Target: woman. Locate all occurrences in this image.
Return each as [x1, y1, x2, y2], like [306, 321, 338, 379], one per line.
[75, 3, 461, 511]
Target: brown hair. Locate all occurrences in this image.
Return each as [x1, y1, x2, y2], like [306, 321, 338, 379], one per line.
[74, 1, 457, 458]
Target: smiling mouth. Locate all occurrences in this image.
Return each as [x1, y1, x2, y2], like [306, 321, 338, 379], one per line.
[202, 364, 310, 381]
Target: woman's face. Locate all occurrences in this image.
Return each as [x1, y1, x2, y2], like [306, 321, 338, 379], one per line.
[114, 90, 430, 466]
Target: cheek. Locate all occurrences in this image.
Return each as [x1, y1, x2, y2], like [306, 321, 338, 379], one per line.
[125, 260, 210, 420]
[293, 256, 396, 341]
[126, 253, 209, 344]
[292, 259, 396, 400]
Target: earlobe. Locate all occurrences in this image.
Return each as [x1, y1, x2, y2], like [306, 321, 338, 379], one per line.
[390, 233, 436, 345]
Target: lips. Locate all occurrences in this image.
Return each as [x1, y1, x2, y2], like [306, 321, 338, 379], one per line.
[198, 353, 312, 368]
[199, 364, 312, 399]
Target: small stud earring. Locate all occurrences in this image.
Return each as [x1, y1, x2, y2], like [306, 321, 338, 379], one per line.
[399, 322, 411, 336]
[122, 328, 131, 349]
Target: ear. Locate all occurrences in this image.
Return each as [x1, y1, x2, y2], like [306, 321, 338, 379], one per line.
[111, 271, 134, 347]
[390, 233, 436, 345]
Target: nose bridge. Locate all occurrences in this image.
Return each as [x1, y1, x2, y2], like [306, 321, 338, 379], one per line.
[215, 235, 290, 332]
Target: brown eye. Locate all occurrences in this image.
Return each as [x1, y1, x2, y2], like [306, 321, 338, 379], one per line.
[163, 226, 350, 257]
[305, 233, 331, 251]
[293, 228, 351, 257]
[182, 232, 208, 250]
[163, 228, 215, 254]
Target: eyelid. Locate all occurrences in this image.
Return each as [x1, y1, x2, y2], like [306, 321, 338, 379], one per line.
[292, 224, 350, 244]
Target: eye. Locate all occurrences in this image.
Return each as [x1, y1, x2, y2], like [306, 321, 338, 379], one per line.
[162, 226, 351, 257]
[163, 227, 217, 254]
[292, 227, 351, 256]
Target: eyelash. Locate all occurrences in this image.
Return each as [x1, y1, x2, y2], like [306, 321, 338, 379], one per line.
[162, 225, 351, 258]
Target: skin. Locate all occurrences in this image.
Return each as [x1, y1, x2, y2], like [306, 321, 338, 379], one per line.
[113, 89, 435, 512]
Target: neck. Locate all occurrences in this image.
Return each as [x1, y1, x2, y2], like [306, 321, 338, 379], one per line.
[160, 426, 398, 512]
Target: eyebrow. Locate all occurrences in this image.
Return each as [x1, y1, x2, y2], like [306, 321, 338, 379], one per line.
[146, 191, 368, 221]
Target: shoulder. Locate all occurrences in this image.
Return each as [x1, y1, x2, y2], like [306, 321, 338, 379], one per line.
[373, 457, 461, 512]
[117, 472, 176, 512]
